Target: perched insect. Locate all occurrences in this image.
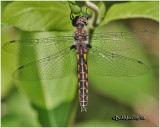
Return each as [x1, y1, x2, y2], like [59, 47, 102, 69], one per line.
[3, 14, 152, 112]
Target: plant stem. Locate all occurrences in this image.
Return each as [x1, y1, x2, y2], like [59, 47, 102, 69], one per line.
[84, 1, 99, 43]
[66, 88, 79, 127]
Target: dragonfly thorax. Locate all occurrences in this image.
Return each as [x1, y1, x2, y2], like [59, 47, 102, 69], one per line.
[73, 16, 88, 46]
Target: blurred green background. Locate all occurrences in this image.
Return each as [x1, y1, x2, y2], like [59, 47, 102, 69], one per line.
[1, 1, 159, 127]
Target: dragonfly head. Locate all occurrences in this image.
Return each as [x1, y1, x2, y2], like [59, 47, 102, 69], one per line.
[72, 16, 88, 27]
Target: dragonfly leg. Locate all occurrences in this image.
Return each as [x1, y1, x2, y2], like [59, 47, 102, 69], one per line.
[80, 7, 90, 20]
[70, 45, 76, 50]
[70, 11, 74, 21]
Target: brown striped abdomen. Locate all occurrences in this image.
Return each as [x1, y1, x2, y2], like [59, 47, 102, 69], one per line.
[77, 48, 88, 112]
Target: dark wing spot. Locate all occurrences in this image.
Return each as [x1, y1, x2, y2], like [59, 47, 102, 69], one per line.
[137, 61, 143, 64]
[18, 66, 24, 69]
[10, 40, 15, 43]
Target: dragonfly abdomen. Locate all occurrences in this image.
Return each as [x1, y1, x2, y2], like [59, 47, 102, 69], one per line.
[77, 48, 88, 112]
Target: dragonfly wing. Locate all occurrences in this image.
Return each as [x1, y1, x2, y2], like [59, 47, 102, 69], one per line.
[91, 30, 153, 51]
[3, 36, 74, 60]
[88, 46, 149, 76]
[13, 48, 77, 80]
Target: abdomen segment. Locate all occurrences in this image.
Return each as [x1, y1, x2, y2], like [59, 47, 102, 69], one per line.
[77, 48, 88, 112]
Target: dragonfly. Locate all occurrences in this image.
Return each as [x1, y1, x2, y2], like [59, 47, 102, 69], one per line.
[3, 14, 152, 112]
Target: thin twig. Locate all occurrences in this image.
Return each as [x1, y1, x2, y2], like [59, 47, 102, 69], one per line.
[84, 1, 99, 43]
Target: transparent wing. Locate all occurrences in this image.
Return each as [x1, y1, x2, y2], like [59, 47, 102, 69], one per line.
[13, 48, 77, 80]
[3, 36, 74, 60]
[88, 46, 149, 76]
[91, 30, 154, 51]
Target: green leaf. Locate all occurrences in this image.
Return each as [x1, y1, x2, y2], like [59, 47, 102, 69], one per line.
[75, 1, 85, 7]
[1, 1, 12, 13]
[33, 102, 71, 126]
[2, 1, 73, 31]
[101, 1, 159, 26]
[15, 31, 77, 126]
[1, 90, 40, 127]
[1, 25, 18, 99]
[2, 115, 22, 127]
[98, 1, 106, 20]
